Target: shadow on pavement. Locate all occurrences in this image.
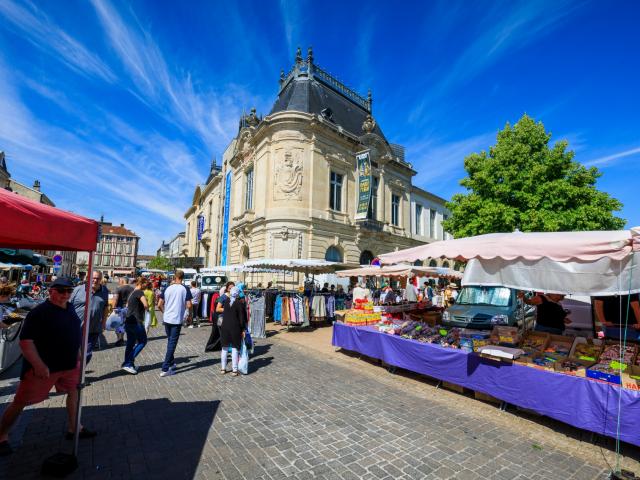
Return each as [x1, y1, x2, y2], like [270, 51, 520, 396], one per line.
[0, 398, 220, 479]
[86, 355, 199, 382]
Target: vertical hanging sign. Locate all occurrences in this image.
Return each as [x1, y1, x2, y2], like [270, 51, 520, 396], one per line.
[355, 150, 371, 220]
[197, 215, 205, 241]
[220, 172, 232, 266]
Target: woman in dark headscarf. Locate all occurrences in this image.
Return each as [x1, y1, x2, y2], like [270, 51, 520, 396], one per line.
[219, 286, 247, 376]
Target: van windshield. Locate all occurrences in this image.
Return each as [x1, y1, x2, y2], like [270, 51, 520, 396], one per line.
[456, 287, 512, 307]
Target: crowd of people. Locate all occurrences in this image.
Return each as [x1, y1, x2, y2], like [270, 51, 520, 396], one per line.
[0, 269, 250, 457]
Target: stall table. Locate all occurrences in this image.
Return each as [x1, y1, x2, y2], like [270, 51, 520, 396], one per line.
[332, 322, 640, 447]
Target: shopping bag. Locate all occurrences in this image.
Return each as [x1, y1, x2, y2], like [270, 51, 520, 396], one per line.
[105, 312, 122, 331]
[238, 341, 249, 375]
[244, 329, 254, 354]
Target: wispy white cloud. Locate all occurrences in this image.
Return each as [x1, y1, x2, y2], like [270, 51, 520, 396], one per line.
[279, 0, 302, 56]
[89, 0, 256, 154]
[583, 146, 640, 167]
[0, 0, 116, 82]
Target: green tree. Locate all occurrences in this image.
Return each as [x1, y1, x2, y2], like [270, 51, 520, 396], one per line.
[147, 255, 172, 271]
[443, 114, 625, 238]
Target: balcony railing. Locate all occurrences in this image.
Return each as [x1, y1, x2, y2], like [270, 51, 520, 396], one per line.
[356, 218, 384, 232]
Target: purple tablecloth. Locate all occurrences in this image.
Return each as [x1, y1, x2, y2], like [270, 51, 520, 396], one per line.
[332, 323, 640, 447]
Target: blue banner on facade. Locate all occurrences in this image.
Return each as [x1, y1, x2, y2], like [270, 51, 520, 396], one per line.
[220, 172, 232, 266]
[197, 215, 205, 241]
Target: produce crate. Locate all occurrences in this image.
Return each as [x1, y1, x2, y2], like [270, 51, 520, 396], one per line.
[586, 363, 623, 384]
[598, 341, 637, 365]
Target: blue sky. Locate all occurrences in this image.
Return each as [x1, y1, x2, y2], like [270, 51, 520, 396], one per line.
[0, 0, 638, 254]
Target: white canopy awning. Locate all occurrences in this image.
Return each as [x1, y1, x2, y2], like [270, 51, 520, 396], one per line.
[378, 227, 640, 296]
[243, 258, 341, 274]
[337, 264, 463, 279]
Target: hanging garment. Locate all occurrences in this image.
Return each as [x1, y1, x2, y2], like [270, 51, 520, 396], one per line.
[289, 296, 298, 324]
[311, 295, 327, 321]
[249, 296, 266, 339]
[273, 295, 282, 323]
[326, 295, 335, 320]
[281, 297, 290, 325]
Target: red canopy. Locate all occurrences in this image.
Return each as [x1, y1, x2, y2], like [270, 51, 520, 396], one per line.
[0, 188, 99, 251]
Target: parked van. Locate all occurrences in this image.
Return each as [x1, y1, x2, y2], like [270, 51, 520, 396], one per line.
[180, 268, 199, 287]
[200, 273, 228, 292]
[442, 286, 535, 330]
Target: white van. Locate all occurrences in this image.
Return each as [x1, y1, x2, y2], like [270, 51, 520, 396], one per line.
[180, 268, 199, 287]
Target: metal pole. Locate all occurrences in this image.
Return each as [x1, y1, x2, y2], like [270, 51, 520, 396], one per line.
[74, 251, 93, 456]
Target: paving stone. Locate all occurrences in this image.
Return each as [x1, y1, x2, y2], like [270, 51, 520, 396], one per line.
[0, 325, 635, 480]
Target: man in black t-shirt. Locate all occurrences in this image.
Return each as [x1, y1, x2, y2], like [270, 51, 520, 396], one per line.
[0, 278, 97, 457]
[593, 293, 640, 339]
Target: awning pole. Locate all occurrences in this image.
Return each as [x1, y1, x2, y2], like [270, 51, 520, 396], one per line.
[73, 251, 93, 457]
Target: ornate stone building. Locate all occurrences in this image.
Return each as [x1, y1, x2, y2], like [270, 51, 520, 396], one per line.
[184, 49, 450, 271]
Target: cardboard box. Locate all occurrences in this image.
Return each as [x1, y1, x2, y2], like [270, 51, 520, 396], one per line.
[474, 391, 501, 405]
[491, 326, 520, 346]
[519, 331, 550, 352]
[587, 363, 622, 384]
[569, 337, 603, 363]
[442, 381, 467, 394]
[553, 358, 595, 377]
[541, 334, 575, 359]
[622, 365, 640, 391]
[529, 354, 557, 372]
[598, 341, 637, 365]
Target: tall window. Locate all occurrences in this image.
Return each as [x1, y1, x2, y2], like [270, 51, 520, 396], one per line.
[442, 214, 448, 240]
[95, 254, 101, 265]
[415, 204, 423, 235]
[245, 168, 254, 210]
[104, 242, 111, 253]
[391, 194, 400, 226]
[114, 256, 121, 266]
[208, 200, 213, 227]
[430, 210, 436, 238]
[367, 177, 379, 220]
[329, 171, 343, 211]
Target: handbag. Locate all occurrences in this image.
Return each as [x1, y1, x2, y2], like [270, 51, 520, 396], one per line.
[238, 341, 249, 375]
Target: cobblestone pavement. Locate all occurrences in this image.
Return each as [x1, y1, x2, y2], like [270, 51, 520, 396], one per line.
[0, 323, 637, 479]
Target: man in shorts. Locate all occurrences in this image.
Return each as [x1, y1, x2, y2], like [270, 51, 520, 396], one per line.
[0, 277, 96, 456]
[157, 270, 192, 377]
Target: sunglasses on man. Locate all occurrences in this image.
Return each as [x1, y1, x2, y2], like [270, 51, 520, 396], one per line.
[53, 287, 74, 294]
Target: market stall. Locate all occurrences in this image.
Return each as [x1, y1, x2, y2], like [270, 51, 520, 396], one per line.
[243, 259, 344, 327]
[0, 188, 99, 465]
[334, 227, 640, 452]
[334, 264, 462, 326]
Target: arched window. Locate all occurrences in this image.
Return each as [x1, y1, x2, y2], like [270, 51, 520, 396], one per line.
[429, 259, 437, 267]
[442, 261, 450, 269]
[325, 246, 343, 263]
[413, 260, 423, 266]
[359, 250, 374, 265]
[454, 261, 463, 271]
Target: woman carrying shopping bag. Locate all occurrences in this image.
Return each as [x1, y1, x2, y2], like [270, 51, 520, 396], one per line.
[219, 286, 247, 376]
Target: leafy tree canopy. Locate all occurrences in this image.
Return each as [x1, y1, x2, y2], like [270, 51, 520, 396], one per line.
[443, 114, 625, 238]
[147, 255, 172, 271]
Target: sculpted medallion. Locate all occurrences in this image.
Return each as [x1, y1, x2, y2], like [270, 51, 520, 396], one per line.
[274, 150, 303, 200]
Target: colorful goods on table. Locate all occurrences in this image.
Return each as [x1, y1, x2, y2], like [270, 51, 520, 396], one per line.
[543, 335, 574, 359]
[491, 326, 520, 346]
[571, 340, 602, 362]
[342, 310, 381, 326]
[598, 343, 637, 364]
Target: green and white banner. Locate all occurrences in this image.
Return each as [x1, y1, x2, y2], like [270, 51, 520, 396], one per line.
[355, 150, 372, 220]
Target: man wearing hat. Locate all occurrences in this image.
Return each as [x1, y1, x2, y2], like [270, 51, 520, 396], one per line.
[0, 277, 96, 456]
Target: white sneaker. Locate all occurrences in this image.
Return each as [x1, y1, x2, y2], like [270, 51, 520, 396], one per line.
[160, 369, 175, 377]
[122, 366, 137, 375]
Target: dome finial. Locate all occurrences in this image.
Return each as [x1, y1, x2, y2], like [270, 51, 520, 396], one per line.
[307, 46, 313, 64]
[295, 46, 302, 64]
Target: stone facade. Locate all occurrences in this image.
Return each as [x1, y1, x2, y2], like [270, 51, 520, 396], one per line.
[93, 223, 139, 278]
[184, 50, 450, 273]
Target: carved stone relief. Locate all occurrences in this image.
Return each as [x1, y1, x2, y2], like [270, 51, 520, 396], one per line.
[273, 150, 303, 201]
